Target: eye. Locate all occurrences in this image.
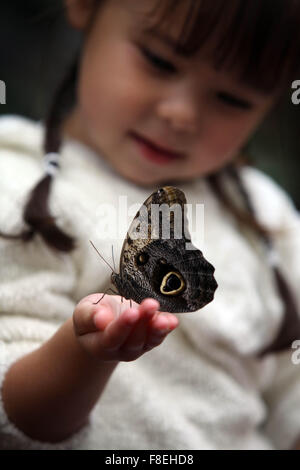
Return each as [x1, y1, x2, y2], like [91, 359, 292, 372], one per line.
[140, 46, 177, 74]
[217, 91, 253, 110]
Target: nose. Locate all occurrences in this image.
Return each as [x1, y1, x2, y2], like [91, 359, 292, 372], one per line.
[156, 84, 198, 133]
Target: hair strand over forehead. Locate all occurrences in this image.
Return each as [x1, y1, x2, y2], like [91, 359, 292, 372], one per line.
[146, 0, 300, 93]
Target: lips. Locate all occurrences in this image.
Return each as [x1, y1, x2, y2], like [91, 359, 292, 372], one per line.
[131, 132, 185, 163]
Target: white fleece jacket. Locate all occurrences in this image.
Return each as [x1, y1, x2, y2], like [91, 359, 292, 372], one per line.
[0, 115, 300, 450]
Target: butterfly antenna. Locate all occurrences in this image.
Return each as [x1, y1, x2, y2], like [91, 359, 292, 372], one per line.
[89, 240, 114, 272]
[111, 244, 116, 271]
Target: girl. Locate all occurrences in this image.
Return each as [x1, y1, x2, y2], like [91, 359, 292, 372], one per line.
[0, 0, 300, 450]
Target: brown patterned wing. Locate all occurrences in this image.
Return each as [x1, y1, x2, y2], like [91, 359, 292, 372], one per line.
[120, 186, 188, 269]
[111, 186, 218, 312]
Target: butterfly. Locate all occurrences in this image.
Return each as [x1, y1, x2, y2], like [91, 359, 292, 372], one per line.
[91, 186, 218, 313]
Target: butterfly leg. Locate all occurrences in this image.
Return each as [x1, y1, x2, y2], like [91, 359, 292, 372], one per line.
[92, 287, 118, 305]
[120, 297, 132, 308]
[118, 296, 132, 315]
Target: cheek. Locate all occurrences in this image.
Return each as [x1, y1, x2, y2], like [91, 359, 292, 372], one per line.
[205, 113, 261, 157]
[189, 114, 262, 174]
[77, 43, 152, 132]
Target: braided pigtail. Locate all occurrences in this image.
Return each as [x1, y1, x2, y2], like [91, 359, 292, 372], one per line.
[0, 57, 79, 252]
[207, 162, 300, 356]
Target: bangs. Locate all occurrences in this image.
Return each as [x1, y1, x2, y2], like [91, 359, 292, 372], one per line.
[144, 0, 300, 93]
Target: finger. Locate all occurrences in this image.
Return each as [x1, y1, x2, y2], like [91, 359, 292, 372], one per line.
[120, 298, 159, 351]
[102, 307, 141, 350]
[139, 298, 160, 316]
[147, 312, 179, 340]
[149, 312, 170, 330]
[144, 314, 179, 350]
[143, 330, 168, 351]
[163, 313, 179, 330]
[73, 299, 114, 336]
[93, 306, 115, 330]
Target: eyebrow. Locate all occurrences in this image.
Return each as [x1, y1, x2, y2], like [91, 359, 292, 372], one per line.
[142, 26, 186, 56]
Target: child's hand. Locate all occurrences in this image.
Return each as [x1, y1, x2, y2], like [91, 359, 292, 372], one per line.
[73, 294, 179, 362]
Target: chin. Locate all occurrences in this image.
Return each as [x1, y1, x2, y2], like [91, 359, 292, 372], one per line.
[117, 162, 194, 188]
[125, 173, 161, 188]
[125, 173, 190, 189]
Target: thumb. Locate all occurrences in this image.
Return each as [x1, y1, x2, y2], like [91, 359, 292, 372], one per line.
[73, 295, 114, 336]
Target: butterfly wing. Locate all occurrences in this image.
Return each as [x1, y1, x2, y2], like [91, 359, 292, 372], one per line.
[120, 186, 188, 266]
[111, 186, 218, 312]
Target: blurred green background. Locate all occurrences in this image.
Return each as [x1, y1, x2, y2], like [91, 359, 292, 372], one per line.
[0, 0, 299, 209]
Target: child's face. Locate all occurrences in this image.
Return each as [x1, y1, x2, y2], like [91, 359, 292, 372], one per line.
[64, 0, 277, 186]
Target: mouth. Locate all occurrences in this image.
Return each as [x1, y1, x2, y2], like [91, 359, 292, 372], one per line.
[130, 131, 186, 165]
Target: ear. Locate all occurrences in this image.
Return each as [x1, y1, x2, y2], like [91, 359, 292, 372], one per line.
[64, 0, 97, 30]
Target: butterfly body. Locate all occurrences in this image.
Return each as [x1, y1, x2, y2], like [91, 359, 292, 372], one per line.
[110, 186, 218, 313]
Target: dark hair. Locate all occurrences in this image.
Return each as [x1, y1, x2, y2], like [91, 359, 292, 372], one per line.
[0, 56, 79, 251]
[1, 0, 300, 354]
